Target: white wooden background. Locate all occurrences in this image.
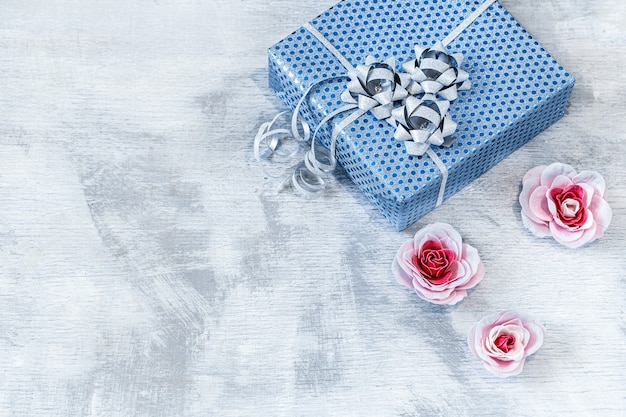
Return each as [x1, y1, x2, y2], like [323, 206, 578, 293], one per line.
[1, 0, 625, 416]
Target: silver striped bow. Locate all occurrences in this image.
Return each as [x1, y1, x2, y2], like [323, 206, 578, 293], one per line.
[392, 94, 457, 156]
[338, 45, 470, 156]
[340, 56, 411, 124]
[402, 41, 471, 102]
[392, 42, 471, 156]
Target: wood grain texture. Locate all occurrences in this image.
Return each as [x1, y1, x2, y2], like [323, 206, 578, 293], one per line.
[0, 0, 625, 415]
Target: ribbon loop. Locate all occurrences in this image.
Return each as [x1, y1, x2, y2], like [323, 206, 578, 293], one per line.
[254, 112, 304, 171]
[305, 146, 335, 178]
[292, 162, 326, 198]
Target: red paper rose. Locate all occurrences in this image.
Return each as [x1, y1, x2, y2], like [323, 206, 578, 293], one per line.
[391, 223, 484, 305]
[519, 163, 612, 248]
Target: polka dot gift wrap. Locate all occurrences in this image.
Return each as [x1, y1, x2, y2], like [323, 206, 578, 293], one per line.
[267, 0, 575, 231]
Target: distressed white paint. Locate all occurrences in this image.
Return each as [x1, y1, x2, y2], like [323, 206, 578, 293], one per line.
[0, 0, 625, 416]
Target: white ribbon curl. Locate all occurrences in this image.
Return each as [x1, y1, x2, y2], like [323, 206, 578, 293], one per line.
[255, 54, 410, 197]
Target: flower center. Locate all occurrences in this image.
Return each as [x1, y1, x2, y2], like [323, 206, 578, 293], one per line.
[549, 184, 588, 229]
[494, 334, 516, 353]
[412, 240, 455, 285]
[560, 198, 580, 218]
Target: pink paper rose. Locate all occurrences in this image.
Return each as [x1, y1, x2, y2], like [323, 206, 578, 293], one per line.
[468, 310, 545, 378]
[519, 162, 612, 248]
[391, 222, 485, 305]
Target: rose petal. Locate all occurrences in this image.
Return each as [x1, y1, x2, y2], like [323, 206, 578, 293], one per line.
[522, 322, 545, 356]
[440, 236, 461, 258]
[399, 242, 422, 276]
[573, 170, 606, 197]
[463, 244, 482, 272]
[415, 267, 453, 291]
[391, 257, 415, 289]
[473, 337, 511, 369]
[434, 290, 467, 305]
[412, 282, 459, 304]
[550, 221, 596, 248]
[539, 162, 576, 187]
[457, 260, 485, 291]
[450, 261, 472, 288]
[416, 231, 438, 247]
[486, 325, 525, 361]
[448, 242, 483, 290]
[521, 165, 545, 188]
[578, 207, 594, 231]
[576, 223, 598, 248]
[419, 239, 443, 253]
[569, 223, 597, 248]
[549, 221, 584, 243]
[430, 225, 462, 253]
[574, 183, 595, 208]
[414, 233, 431, 251]
[546, 191, 558, 217]
[521, 211, 551, 237]
[495, 312, 525, 327]
[439, 222, 463, 242]
[447, 259, 465, 281]
[526, 186, 552, 223]
[519, 167, 543, 213]
[589, 195, 612, 232]
[450, 260, 472, 288]
[485, 357, 525, 378]
[469, 324, 499, 365]
[473, 312, 502, 338]
[549, 174, 574, 190]
[415, 223, 462, 248]
[550, 193, 592, 231]
[468, 323, 481, 358]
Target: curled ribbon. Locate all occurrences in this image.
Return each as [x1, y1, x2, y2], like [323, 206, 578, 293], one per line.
[255, 0, 497, 203]
[255, 55, 410, 197]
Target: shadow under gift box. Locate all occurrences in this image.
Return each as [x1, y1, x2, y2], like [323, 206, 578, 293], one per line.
[267, 0, 575, 231]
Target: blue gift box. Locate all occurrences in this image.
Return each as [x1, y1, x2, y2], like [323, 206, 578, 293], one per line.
[267, 0, 575, 231]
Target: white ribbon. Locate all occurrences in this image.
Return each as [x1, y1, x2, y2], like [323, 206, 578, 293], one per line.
[255, 0, 498, 206]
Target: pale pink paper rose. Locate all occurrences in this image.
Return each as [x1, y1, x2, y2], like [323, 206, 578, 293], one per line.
[468, 310, 545, 378]
[391, 222, 485, 305]
[519, 162, 612, 248]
